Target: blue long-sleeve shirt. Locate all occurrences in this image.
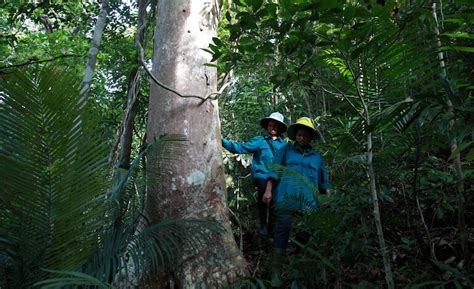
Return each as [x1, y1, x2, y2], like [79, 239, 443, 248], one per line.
[222, 135, 287, 180]
[269, 144, 331, 211]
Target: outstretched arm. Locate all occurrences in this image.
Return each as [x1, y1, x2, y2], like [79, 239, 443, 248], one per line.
[221, 136, 262, 154]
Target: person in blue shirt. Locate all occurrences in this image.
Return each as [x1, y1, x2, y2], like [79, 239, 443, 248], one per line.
[263, 117, 331, 286]
[222, 112, 288, 236]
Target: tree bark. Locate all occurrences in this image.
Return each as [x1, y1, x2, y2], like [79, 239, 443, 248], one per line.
[146, 1, 246, 288]
[80, 0, 110, 100]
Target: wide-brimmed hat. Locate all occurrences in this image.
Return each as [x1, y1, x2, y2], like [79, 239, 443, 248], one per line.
[260, 112, 287, 133]
[287, 117, 318, 140]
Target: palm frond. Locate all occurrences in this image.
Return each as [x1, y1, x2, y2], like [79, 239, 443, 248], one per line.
[0, 67, 110, 288]
[34, 270, 114, 289]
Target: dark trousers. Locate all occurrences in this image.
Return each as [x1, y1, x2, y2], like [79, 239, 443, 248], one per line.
[273, 211, 310, 251]
[254, 178, 270, 234]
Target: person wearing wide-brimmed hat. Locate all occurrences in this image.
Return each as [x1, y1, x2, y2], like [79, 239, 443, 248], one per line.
[222, 112, 288, 236]
[263, 117, 331, 286]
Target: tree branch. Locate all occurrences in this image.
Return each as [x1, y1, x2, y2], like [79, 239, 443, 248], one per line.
[0, 54, 82, 72]
[136, 37, 230, 105]
[314, 70, 366, 120]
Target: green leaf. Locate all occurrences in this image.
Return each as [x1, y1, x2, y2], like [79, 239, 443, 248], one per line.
[211, 50, 222, 62]
[343, 5, 356, 19]
[442, 32, 474, 39]
[212, 37, 223, 47]
[355, 6, 371, 18]
[440, 46, 474, 53]
[466, 148, 474, 162]
[239, 36, 254, 46]
[264, 2, 278, 16]
[449, 0, 474, 4]
[444, 12, 474, 24]
[236, 12, 258, 29]
[448, 142, 472, 161]
[316, 0, 343, 10]
[201, 48, 213, 55]
[233, 0, 245, 6]
[280, 0, 294, 12]
[243, 0, 263, 11]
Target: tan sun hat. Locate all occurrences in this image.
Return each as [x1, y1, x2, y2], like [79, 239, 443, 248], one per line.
[287, 117, 318, 140]
[260, 112, 287, 133]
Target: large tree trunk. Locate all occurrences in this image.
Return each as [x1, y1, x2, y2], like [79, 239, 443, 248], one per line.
[146, 1, 246, 288]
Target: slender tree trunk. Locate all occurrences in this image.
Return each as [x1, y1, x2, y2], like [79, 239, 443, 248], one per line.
[322, 88, 326, 114]
[413, 121, 438, 261]
[432, 2, 467, 258]
[80, 0, 110, 99]
[366, 124, 395, 289]
[117, 0, 151, 170]
[354, 61, 395, 289]
[146, 1, 246, 288]
[117, 67, 141, 169]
